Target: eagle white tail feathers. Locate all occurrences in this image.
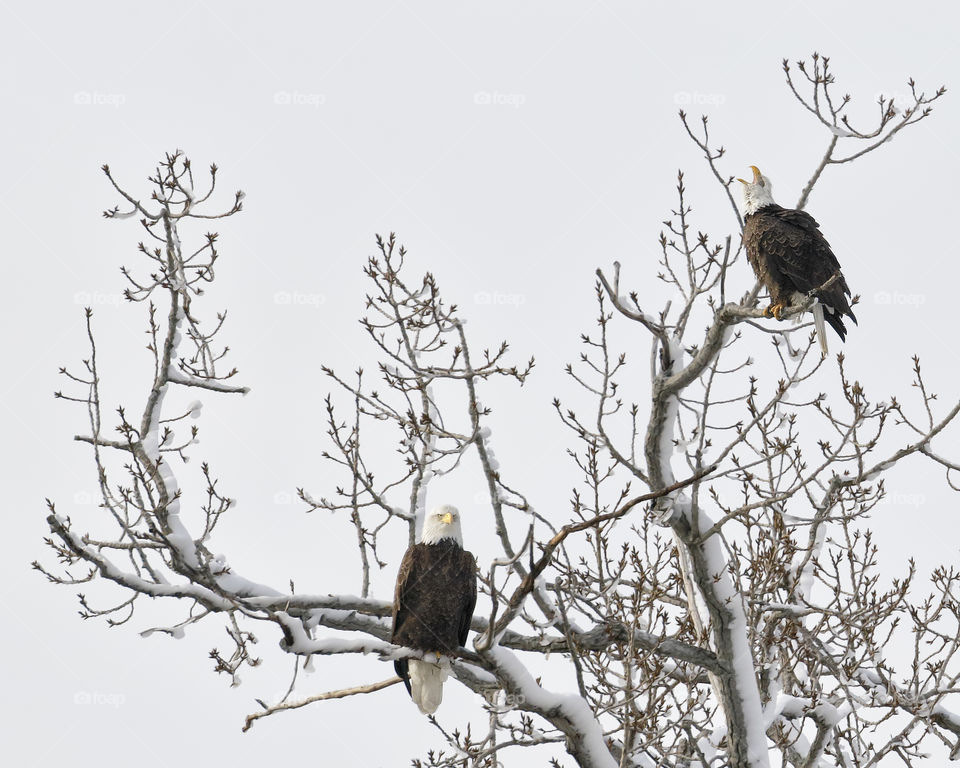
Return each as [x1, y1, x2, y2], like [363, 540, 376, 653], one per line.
[409, 658, 449, 715]
[812, 302, 829, 357]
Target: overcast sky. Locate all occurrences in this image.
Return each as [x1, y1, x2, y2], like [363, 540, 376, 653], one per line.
[3, 2, 959, 766]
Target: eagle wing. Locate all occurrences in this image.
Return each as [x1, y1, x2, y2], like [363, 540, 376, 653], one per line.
[391, 545, 417, 642]
[756, 207, 856, 335]
[758, 208, 839, 289]
[457, 549, 477, 647]
[391, 545, 419, 693]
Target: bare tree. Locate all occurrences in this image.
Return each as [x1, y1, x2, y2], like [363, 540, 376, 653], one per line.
[40, 55, 958, 768]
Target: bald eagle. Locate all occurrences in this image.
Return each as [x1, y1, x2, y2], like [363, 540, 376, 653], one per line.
[739, 166, 856, 355]
[391, 505, 476, 714]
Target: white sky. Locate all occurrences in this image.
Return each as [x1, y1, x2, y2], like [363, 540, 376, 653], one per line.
[3, 2, 959, 765]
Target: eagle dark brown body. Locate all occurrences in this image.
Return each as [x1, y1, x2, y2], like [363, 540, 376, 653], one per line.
[391, 538, 477, 693]
[743, 204, 857, 342]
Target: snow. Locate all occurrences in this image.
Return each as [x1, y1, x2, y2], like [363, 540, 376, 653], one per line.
[616, 296, 657, 327]
[761, 602, 807, 617]
[167, 369, 248, 393]
[479, 424, 500, 471]
[811, 701, 843, 727]
[777, 694, 808, 719]
[244, 593, 388, 614]
[696, 735, 719, 765]
[532, 578, 560, 627]
[413, 382, 441, 536]
[137, 306, 200, 571]
[829, 125, 855, 137]
[793, 510, 828, 603]
[657, 335, 684, 490]
[215, 570, 284, 597]
[486, 645, 618, 768]
[140, 625, 185, 639]
[695, 506, 771, 768]
[864, 459, 895, 482]
[309, 608, 389, 634]
[277, 612, 393, 656]
[414, 468, 434, 536]
[932, 702, 960, 727]
[853, 668, 893, 705]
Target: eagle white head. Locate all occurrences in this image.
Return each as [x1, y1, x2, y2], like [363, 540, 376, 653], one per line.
[420, 504, 464, 546]
[738, 165, 776, 215]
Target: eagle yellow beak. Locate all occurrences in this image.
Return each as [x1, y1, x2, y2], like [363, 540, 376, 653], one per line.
[441, 512, 453, 524]
[737, 165, 764, 185]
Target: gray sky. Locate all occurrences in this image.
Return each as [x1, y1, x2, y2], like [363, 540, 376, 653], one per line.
[3, 1, 959, 765]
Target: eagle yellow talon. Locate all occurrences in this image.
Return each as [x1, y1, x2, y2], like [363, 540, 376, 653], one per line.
[764, 303, 785, 321]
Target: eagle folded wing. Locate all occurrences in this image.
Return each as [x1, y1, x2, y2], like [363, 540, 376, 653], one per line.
[760, 210, 838, 292]
[391, 547, 419, 693]
[760, 209, 855, 322]
[391, 547, 415, 635]
[458, 550, 477, 647]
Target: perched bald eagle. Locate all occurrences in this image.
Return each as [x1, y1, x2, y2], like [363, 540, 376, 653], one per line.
[739, 166, 856, 355]
[392, 505, 476, 714]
